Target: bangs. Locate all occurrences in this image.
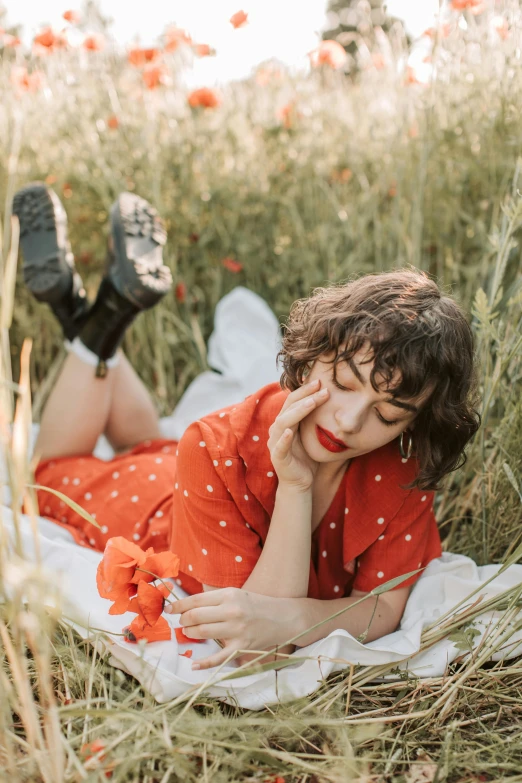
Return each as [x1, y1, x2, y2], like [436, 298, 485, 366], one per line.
[331, 322, 440, 406]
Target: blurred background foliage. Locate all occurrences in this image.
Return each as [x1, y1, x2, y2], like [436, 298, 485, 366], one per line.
[1, 0, 522, 566]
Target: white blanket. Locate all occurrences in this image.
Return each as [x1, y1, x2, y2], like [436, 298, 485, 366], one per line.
[2, 286, 522, 710]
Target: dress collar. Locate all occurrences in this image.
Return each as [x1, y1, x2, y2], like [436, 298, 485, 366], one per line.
[229, 381, 418, 565]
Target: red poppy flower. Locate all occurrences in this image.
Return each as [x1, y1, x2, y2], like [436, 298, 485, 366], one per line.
[96, 537, 151, 611]
[81, 739, 106, 757]
[132, 550, 180, 584]
[308, 40, 347, 70]
[164, 26, 192, 53]
[128, 581, 171, 626]
[330, 167, 352, 184]
[222, 257, 243, 273]
[230, 10, 248, 29]
[33, 27, 67, 52]
[97, 538, 179, 614]
[175, 282, 187, 303]
[143, 63, 169, 90]
[122, 581, 174, 643]
[180, 649, 193, 658]
[107, 115, 119, 130]
[63, 10, 81, 24]
[83, 34, 104, 51]
[188, 87, 221, 109]
[123, 613, 171, 643]
[80, 740, 113, 778]
[450, 0, 483, 10]
[193, 43, 212, 58]
[10, 67, 44, 94]
[128, 47, 160, 67]
[175, 626, 205, 644]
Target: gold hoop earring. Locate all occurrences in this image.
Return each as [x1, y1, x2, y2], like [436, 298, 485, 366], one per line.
[399, 430, 413, 460]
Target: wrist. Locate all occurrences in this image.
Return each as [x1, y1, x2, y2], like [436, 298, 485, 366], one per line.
[276, 481, 312, 497]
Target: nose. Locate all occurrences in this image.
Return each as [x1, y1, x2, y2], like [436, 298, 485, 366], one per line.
[334, 396, 365, 435]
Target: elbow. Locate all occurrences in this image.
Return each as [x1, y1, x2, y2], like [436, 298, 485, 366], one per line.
[363, 602, 404, 643]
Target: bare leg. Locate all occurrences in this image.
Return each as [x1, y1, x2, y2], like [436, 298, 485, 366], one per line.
[35, 352, 161, 462]
[104, 353, 162, 452]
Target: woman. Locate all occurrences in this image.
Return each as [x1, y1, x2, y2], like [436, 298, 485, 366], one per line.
[14, 183, 480, 671]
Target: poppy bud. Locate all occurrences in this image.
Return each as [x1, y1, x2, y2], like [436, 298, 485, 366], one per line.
[123, 627, 137, 643]
[222, 257, 243, 273]
[175, 282, 187, 303]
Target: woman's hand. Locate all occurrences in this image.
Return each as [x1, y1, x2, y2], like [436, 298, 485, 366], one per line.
[166, 587, 299, 671]
[267, 378, 329, 492]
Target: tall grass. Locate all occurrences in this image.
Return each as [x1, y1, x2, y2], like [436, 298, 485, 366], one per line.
[1, 2, 522, 780]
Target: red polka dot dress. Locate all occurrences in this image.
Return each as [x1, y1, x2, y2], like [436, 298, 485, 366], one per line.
[34, 382, 442, 599]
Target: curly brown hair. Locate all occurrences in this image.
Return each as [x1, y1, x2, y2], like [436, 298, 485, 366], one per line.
[276, 267, 481, 491]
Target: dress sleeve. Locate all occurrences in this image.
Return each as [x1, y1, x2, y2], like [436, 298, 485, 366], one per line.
[352, 489, 442, 594]
[169, 421, 263, 589]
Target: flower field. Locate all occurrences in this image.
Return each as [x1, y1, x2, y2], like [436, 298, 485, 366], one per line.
[1, 1, 522, 780]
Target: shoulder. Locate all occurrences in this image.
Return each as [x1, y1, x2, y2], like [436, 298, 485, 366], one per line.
[177, 381, 287, 463]
[348, 440, 432, 520]
[352, 439, 421, 492]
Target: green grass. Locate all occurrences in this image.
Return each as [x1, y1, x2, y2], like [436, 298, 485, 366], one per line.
[1, 3, 522, 780]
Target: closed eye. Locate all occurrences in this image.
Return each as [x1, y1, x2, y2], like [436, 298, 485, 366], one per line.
[332, 376, 400, 427]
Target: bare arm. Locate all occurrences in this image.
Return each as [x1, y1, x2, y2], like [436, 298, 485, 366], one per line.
[201, 485, 312, 664]
[289, 585, 411, 647]
[240, 484, 312, 597]
[202, 485, 312, 600]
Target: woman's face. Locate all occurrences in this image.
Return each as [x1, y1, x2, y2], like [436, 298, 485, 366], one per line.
[298, 344, 423, 472]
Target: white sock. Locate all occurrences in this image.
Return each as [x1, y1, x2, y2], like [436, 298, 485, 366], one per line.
[64, 337, 121, 368]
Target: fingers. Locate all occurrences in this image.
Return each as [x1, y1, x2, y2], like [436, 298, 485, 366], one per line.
[165, 588, 229, 614]
[181, 619, 233, 640]
[273, 427, 294, 461]
[191, 645, 240, 671]
[279, 378, 321, 414]
[271, 387, 329, 440]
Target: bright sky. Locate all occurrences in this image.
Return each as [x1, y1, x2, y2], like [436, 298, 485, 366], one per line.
[3, 0, 441, 84]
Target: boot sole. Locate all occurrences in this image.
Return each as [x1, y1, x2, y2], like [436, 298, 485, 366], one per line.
[12, 183, 73, 304]
[109, 192, 172, 310]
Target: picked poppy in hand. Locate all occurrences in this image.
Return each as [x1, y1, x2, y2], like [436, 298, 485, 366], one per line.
[123, 581, 174, 643]
[96, 536, 179, 614]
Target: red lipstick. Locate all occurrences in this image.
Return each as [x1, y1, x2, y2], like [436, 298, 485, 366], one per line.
[315, 425, 350, 453]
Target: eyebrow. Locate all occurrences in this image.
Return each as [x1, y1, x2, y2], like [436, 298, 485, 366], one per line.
[344, 358, 419, 414]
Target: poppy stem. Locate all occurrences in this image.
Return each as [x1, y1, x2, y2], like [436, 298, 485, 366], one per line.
[134, 568, 182, 602]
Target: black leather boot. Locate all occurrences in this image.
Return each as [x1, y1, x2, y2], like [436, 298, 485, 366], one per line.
[12, 182, 91, 340]
[77, 192, 172, 377]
